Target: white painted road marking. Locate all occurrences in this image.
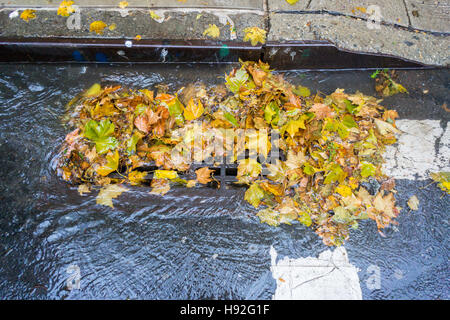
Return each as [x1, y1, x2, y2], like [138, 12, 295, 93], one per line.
[383, 120, 449, 179]
[270, 246, 362, 300]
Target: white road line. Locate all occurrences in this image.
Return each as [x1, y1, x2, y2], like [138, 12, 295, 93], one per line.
[383, 119, 449, 180]
[270, 246, 362, 300]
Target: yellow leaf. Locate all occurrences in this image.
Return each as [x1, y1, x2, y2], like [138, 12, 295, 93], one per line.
[84, 83, 102, 97]
[186, 180, 197, 188]
[20, 9, 36, 22]
[96, 150, 119, 176]
[336, 185, 352, 197]
[407, 195, 419, 211]
[77, 184, 91, 196]
[286, 0, 299, 4]
[203, 24, 220, 39]
[135, 35, 142, 41]
[243, 27, 266, 46]
[57, 1, 75, 17]
[154, 170, 178, 180]
[96, 184, 128, 208]
[92, 102, 119, 118]
[183, 98, 204, 121]
[149, 10, 164, 22]
[118, 1, 128, 8]
[244, 183, 265, 208]
[237, 159, 262, 184]
[90, 21, 107, 35]
[108, 23, 117, 31]
[282, 118, 306, 138]
[128, 170, 147, 185]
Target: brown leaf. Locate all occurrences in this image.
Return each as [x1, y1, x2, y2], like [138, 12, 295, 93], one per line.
[195, 167, 214, 184]
[309, 103, 335, 120]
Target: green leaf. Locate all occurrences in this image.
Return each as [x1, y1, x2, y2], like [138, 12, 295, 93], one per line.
[126, 132, 142, 155]
[302, 162, 317, 175]
[134, 103, 147, 116]
[337, 123, 349, 139]
[344, 99, 358, 114]
[361, 162, 376, 178]
[324, 163, 346, 184]
[244, 183, 265, 208]
[225, 69, 249, 94]
[298, 211, 312, 227]
[168, 99, 184, 125]
[83, 119, 118, 154]
[264, 101, 279, 125]
[293, 86, 311, 97]
[95, 136, 119, 154]
[84, 119, 115, 141]
[332, 206, 354, 224]
[342, 114, 358, 128]
[224, 111, 239, 127]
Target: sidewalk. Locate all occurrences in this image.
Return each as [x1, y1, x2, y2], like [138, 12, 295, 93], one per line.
[0, 0, 449, 65]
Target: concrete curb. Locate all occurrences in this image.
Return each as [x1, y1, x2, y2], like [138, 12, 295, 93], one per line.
[0, 1, 448, 66]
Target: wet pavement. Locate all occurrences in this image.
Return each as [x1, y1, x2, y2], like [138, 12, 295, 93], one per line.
[0, 63, 448, 299]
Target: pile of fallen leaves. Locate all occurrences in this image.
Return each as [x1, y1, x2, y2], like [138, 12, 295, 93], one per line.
[56, 60, 404, 246]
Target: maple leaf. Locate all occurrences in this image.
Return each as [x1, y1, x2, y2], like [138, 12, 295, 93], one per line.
[245, 183, 265, 208]
[118, 1, 128, 8]
[57, 1, 75, 17]
[243, 27, 267, 46]
[96, 184, 128, 208]
[430, 172, 450, 194]
[84, 119, 118, 154]
[336, 184, 352, 197]
[225, 69, 249, 94]
[281, 118, 306, 138]
[309, 103, 334, 120]
[371, 191, 399, 229]
[195, 167, 214, 184]
[128, 170, 147, 185]
[90, 21, 108, 35]
[96, 150, 119, 176]
[92, 102, 120, 119]
[236, 159, 262, 184]
[284, 150, 306, 170]
[203, 24, 220, 39]
[150, 179, 170, 195]
[134, 107, 160, 133]
[184, 98, 204, 121]
[20, 9, 36, 22]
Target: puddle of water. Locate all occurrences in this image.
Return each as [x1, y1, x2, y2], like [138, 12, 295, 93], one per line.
[0, 63, 448, 299]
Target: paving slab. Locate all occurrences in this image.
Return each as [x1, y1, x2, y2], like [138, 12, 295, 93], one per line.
[268, 0, 309, 11]
[0, 0, 265, 10]
[268, 13, 450, 66]
[309, 0, 409, 27]
[405, 0, 450, 33]
[0, 8, 265, 41]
